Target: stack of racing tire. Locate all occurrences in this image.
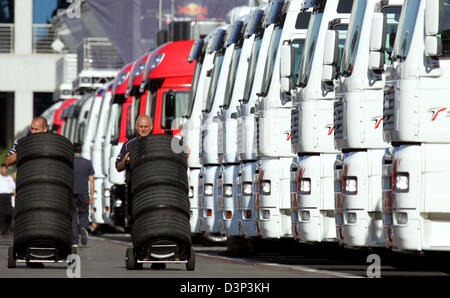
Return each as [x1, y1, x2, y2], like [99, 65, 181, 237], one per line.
[8, 133, 73, 268]
[126, 134, 194, 270]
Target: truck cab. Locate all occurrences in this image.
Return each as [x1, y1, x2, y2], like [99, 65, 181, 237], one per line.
[107, 61, 135, 227]
[183, 29, 224, 237]
[52, 98, 78, 135]
[287, 0, 351, 243]
[328, 0, 403, 249]
[382, 0, 450, 252]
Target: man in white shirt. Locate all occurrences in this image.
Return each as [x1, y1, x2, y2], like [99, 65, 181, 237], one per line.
[0, 163, 15, 235]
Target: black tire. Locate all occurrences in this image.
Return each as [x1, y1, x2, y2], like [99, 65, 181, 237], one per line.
[186, 247, 195, 271]
[131, 209, 191, 258]
[16, 132, 73, 168]
[16, 159, 73, 192]
[14, 183, 73, 220]
[126, 247, 136, 270]
[129, 134, 187, 171]
[132, 185, 190, 219]
[8, 247, 16, 269]
[13, 210, 72, 258]
[131, 160, 188, 195]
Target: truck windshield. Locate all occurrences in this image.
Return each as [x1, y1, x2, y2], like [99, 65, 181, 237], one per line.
[442, 0, 450, 56]
[146, 91, 156, 121]
[334, 24, 348, 72]
[382, 5, 402, 63]
[340, 0, 367, 76]
[291, 39, 306, 84]
[393, 0, 420, 60]
[113, 105, 122, 143]
[298, 11, 323, 87]
[243, 37, 263, 103]
[261, 27, 283, 96]
[205, 53, 224, 113]
[187, 61, 203, 118]
[223, 46, 242, 108]
[161, 91, 190, 129]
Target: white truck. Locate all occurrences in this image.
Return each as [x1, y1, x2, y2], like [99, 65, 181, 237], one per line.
[185, 26, 228, 241]
[381, 0, 450, 252]
[216, 17, 248, 237]
[287, 0, 351, 243]
[253, 0, 316, 240]
[218, 7, 266, 243]
[90, 83, 114, 225]
[199, 21, 234, 239]
[329, 0, 403, 248]
[237, 1, 283, 240]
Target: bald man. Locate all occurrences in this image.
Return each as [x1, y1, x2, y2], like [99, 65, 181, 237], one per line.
[115, 114, 153, 222]
[5, 117, 49, 167]
[115, 114, 153, 172]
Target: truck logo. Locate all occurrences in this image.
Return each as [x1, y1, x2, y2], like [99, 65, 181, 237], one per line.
[371, 116, 383, 129]
[428, 107, 448, 121]
[285, 130, 291, 141]
[325, 124, 334, 136]
[177, 3, 208, 19]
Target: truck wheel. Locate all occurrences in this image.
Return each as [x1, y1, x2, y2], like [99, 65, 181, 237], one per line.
[14, 183, 73, 219]
[16, 133, 73, 168]
[131, 160, 188, 195]
[186, 247, 195, 271]
[14, 209, 72, 257]
[132, 185, 190, 219]
[16, 158, 73, 192]
[7, 247, 16, 269]
[131, 209, 191, 254]
[126, 247, 136, 270]
[130, 134, 187, 170]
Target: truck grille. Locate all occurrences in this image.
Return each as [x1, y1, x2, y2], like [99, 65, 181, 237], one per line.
[383, 87, 395, 134]
[237, 116, 243, 160]
[218, 120, 224, 161]
[255, 114, 260, 155]
[291, 107, 299, 146]
[334, 98, 344, 141]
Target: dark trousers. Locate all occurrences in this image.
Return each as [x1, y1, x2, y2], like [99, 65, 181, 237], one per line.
[72, 194, 90, 244]
[0, 194, 13, 234]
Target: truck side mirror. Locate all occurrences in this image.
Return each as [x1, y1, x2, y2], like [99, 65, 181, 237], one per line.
[188, 39, 204, 63]
[280, 77, 290, 93]
[280, 40, 293, 78]
[425, 0, 444, 57]
[165, 91, 176, 129]
[322, 30, 338, 83]
[369, 13, 387, 70]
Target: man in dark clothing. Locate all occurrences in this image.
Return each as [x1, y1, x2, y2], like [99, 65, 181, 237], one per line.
[115, 114, 153, 221]
[72, 143, 95, 247]
[5, 116, 48, 166]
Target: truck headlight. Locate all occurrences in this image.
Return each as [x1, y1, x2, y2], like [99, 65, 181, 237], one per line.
[224, 184, 233, 197]
[344, 177, 358, 195]
[189, 187, 194, 198]
[299, 178, 311, 195]
[261, 180, 271, 195]
[300, 210, 310, 221]
[104, 189, 110, 198]
[114, 199, 122, 207]
[347, 212, 357, 224]
[204, 184, 213, 196]
[243, 182, 252, 195]
[395, 212, 408, 225]
[394, 173, 409, 193]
